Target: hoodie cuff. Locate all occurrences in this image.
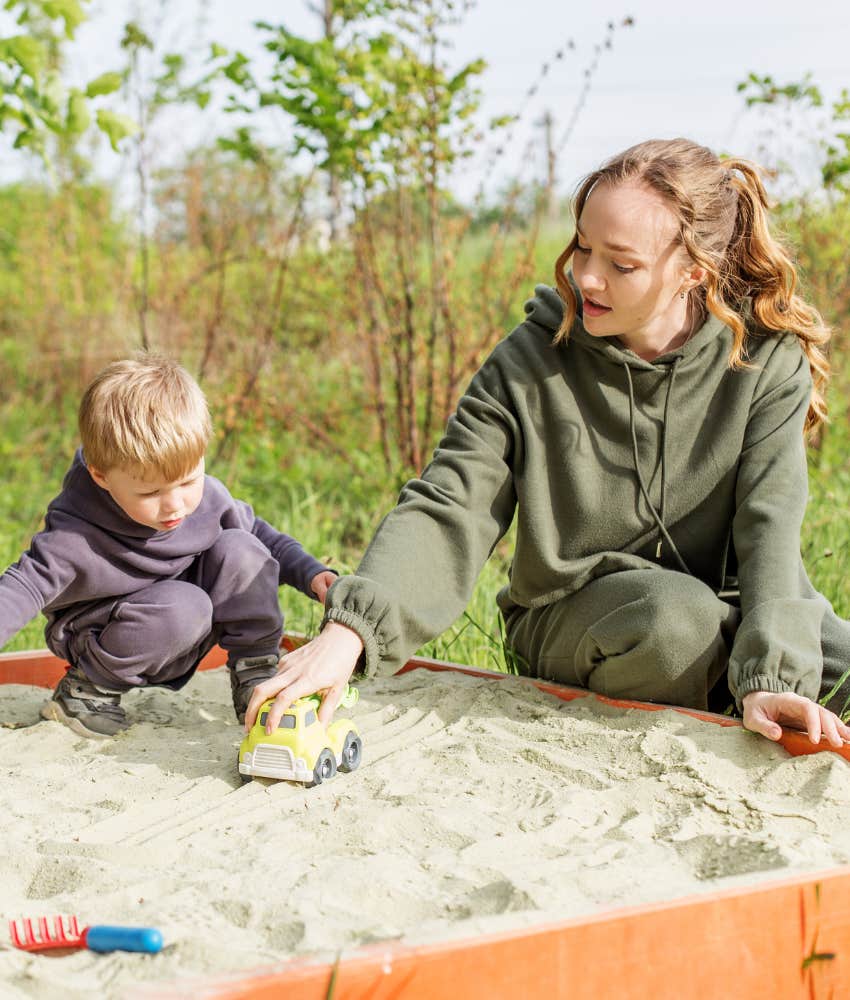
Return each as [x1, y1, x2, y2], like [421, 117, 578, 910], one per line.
[732, 674, 795, 713]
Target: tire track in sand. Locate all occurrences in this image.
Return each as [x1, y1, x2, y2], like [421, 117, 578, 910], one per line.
[73, 706, 448, 850]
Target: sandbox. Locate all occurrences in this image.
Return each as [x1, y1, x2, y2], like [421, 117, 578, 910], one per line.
[2, 645, 849, 999]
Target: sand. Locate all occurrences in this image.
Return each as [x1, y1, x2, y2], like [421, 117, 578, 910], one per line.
[2, 665, 850, 998]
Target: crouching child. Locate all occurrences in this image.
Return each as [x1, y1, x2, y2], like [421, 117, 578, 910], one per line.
[0, 355, 335, 738]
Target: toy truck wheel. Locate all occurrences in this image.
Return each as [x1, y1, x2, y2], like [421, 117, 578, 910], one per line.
[237, 752, 253, 783]
[339, 732, 362, 773]
[308, 749, 337, 787]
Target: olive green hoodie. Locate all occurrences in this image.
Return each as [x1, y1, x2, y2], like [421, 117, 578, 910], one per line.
[325, 285, 827, 706]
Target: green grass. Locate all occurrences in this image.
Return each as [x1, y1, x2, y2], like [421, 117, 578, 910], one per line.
[805, 421, 850, 620]
[2, 328, 850, 678]
[0, 419, 516, 666]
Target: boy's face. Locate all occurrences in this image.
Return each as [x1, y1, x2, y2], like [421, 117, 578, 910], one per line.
[88, 461, 206, 532]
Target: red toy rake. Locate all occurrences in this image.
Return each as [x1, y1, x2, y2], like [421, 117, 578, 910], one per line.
[9, 915, 163, 953]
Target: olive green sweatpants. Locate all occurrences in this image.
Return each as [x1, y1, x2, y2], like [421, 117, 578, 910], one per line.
[502, 569, 850, 715]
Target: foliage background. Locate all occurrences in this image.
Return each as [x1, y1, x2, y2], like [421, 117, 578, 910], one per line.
[1, 1, 849, 680]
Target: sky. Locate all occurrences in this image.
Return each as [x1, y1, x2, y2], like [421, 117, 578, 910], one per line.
[19, 0, 850, 202]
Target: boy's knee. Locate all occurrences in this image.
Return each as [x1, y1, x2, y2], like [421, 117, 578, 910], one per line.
[206, 530, 277, 579]
[118, 580, 213, 647]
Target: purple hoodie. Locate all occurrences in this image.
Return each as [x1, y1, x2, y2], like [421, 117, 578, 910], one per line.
[0, 449, 330, 647]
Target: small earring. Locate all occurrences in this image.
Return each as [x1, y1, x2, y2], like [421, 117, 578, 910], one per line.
[680, 290, 686, 300]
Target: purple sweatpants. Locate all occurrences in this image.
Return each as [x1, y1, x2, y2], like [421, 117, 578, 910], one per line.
[45, 530, 283, 691]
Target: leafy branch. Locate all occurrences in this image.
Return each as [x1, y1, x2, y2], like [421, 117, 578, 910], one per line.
[738, 72, 850, 192]
[0, 0, 132, 155]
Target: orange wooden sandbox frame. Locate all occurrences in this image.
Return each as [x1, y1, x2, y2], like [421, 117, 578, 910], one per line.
[3, 643, 850, 1000]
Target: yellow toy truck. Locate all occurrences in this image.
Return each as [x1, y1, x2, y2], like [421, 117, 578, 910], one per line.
[238, 685, 362, 786]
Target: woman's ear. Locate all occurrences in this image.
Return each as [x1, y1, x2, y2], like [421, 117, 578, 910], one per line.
[684, 265, 707, 292]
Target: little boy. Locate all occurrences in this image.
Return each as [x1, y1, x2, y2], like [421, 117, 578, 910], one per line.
[0, 355, 335, 739]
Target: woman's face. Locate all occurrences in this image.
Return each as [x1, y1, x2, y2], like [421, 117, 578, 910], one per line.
[570, 180, 697, 356]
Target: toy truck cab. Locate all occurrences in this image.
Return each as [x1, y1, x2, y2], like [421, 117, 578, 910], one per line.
[238, 688, 362, 786]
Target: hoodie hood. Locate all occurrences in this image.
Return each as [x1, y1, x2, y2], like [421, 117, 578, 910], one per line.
[522, 283, 729, 371]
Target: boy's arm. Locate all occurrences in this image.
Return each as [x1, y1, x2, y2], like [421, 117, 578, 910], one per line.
[250, 517, 335, 599]
[0, 566, 46, 648]
[0, 531, 74, 648]
[211, 477, 334, 599]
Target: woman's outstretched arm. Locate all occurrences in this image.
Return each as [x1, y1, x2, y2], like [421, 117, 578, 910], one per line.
[246, 343, 523, 729]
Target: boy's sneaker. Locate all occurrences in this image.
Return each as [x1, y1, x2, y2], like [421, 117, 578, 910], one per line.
[229, 654, 280, 723]
[40, 664, 129, 739]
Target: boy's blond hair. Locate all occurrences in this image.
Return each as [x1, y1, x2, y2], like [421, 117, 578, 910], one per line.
[79, 355, 212, 480]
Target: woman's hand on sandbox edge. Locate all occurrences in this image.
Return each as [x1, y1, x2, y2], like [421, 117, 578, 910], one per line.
[742, 690, 850, 747]
[244, 622, 364, 733]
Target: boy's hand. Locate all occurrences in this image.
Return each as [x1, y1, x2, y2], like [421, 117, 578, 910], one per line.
[742, 690, 850, 747]
[244, 622, 363, 731]
[310, 570, 337, 603]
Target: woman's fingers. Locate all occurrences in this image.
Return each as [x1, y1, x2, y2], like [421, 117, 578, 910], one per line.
[264, 672, 319, 732]
[244, 624, 364, 732]
[750, 707, 783, 742]
[243, 653, 301, 729]
[802, 699, 822, 745]
[741, 692, 783, 741]
[317, 684, 345, 726]
[742, 690, 849, 749]
[820, 708, 843, 748]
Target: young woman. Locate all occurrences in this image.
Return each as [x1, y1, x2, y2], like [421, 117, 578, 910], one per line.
[249, 138, 850, 748]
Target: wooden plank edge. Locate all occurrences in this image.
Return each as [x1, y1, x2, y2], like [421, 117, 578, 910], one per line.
[147, 866, 850, 1000]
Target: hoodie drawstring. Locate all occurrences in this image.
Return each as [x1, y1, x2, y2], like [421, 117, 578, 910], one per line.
[623, 359, 690, 575]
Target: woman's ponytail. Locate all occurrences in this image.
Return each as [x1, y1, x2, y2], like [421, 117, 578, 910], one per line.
[720, 158, 830, 434]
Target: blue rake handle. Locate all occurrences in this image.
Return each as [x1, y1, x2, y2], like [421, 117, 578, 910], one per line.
[83, 925, 163, 953]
